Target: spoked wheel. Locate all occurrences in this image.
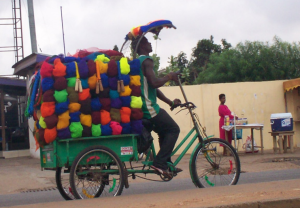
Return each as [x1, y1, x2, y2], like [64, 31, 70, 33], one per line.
[56, 167, 75, 200]
[70, 145, 125, 199]
[191, 138, 240, 188]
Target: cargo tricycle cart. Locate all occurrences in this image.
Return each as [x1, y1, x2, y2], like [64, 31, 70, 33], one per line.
[33, 20, 240, 200]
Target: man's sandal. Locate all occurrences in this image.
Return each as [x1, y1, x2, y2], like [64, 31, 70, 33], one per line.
[151, 165, 173, 179]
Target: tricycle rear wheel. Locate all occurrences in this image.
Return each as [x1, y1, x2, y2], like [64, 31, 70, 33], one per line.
[56, 167, 75, 200]
[70, 145, 125, 199]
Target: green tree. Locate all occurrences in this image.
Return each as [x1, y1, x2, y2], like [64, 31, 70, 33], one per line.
[158, 54, 190, 86]
[174, 51, 188, 72]
[190, 35, 221, 71]
[188, 36, 231, 83]
[151, 53, 160, 76]
[158, 55, 178, 86]
[221, 39, 232, 50]
[195, 36, 300, 84]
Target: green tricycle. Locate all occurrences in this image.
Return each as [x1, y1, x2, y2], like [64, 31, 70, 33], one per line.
[40, 20, 240, 200]
[41, 76, 240, 200]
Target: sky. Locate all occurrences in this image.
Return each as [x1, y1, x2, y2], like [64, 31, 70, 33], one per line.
[1, 0, 300, 75]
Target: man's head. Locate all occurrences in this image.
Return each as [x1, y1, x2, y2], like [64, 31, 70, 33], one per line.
[131, 36, 152, 55]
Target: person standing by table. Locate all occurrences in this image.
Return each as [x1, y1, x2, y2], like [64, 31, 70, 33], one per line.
[218, 94, 235, 152]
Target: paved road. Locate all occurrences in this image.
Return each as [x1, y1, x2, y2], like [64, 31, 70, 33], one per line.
[1, 169, 300, 207]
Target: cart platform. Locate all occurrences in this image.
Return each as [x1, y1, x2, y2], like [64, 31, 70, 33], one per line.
[40, 134, 139, 170]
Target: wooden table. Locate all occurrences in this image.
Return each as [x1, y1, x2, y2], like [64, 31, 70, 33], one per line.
[269, 131, 294, 154]
[222, 124, 264, 154]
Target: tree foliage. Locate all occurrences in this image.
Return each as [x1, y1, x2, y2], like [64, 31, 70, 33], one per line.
[151, 53, 160, 76]
[190, 35, 221, 70]
[188, 36, 231, 83]
[148, 35, 300, 86]
[195, 36, 300, 84]
[158, 53, 190, 86]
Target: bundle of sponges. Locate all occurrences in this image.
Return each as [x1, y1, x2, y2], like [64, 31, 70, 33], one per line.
[31, 51, 143, 146]
[128, 59, 143, 135]
[37, 57, 79, 143]
[38, 59, 59, 144]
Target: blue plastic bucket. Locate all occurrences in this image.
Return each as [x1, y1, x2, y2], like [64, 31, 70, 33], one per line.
[232, 129, 243, 139]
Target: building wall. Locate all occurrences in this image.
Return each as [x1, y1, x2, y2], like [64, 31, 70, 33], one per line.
[28, 80, 298, 158]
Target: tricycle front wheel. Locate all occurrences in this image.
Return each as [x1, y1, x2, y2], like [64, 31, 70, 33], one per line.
[70, 145, 125, 199]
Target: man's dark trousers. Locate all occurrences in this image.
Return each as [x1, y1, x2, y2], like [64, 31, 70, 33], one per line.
[150, 108, 180, 170]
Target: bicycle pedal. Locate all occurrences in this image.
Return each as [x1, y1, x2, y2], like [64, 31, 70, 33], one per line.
[160, 173, 173, 181]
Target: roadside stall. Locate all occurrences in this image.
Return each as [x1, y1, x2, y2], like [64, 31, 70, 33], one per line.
[222, 119, 264, 154]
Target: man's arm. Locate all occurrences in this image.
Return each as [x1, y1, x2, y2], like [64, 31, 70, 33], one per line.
[143, 59, 179, 89]
[157, 89, 182, 109]
[157, 89, 172, 106]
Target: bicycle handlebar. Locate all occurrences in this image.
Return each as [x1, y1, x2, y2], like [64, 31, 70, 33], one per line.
[170, 102, 196, 111]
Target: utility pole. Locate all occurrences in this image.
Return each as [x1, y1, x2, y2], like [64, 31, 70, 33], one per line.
[27, 0, 38, 53]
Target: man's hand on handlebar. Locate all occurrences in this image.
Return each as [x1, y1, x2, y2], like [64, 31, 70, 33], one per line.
[168, 72, 181, 82]
[170, 101, 197, 111]
[173, 98, 181, 106]
[170, 98, 182, 111]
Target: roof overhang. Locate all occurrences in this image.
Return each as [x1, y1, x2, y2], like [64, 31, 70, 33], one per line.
[0, 77, 26, 96]
[283, 78, 300, 92]
[12, 53, 51, 76]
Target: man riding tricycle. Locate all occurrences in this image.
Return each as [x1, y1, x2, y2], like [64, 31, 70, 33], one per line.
[27, 20, 240, 200]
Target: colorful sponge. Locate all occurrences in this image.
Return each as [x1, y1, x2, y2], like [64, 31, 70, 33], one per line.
[69, 122, 83, 138]
[130, 96, 143, 108]
[53, 58, 66, 77]
[40, 61, 54, 78]
[92, 124, 101, 137]
[44, 127, 57, 144]
[54, 89, 68, 103]
[120, 57, 130, 75]
[110, 121, 122, 135]
[121, 122, 131, 134]
[41, 102, 55, 117]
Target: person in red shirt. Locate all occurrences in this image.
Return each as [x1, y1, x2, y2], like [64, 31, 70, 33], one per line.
[218, 94, 235, 153]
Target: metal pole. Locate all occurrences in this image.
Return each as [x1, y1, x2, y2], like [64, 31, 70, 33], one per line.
[19, 0, 24, 59]
[27, 0, 38, 53]
[12, 0, 18, 62]
[234, 114, 237, 151]
[0, 89, 6, 151]
[60, 6, 66, 56]
[177, 77, 203, 141]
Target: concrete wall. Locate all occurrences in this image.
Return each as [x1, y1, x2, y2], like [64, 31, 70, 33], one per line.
[29, 79, 298, 158]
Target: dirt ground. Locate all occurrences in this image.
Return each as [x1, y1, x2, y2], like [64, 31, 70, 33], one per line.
[1, 148, 300, 195]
